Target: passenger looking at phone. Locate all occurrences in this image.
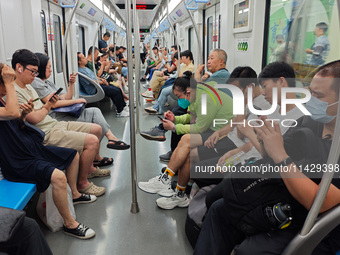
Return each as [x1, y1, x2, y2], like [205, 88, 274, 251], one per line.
[31, 53, 130, 151]
[12, 49, 108, 197]
[0, 63, 96, 240]
[138, 71, 234, 209]
[78, 51, 129, 117]
[194, 60, 340, 255]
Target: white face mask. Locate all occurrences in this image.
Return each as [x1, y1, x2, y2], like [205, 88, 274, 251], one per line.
[305, 96, 338, 123]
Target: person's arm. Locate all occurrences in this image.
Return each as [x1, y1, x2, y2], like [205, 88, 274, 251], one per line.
[257, 117, 340, 212]
[60, 73, 78, 100]
[0, 65, 21, 119]
[96, 63, 105, 77]
[25, 94, 58, 124]
[195, 64, 205, 82]
[204, 123, 235, 149]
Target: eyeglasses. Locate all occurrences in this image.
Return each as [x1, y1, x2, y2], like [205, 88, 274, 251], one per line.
[25, 67, 39, 77]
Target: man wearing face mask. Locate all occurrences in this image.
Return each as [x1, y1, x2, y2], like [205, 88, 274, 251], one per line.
[194, 60, 340, 255]
[138, 71, 234, 209]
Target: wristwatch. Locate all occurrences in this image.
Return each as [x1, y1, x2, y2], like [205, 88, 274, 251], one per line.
[172, 124, 176, 133]
[277, 157, 293, 167]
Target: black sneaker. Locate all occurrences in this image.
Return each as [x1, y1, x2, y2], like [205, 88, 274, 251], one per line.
[73, 194, 97, 205]
[63, 224, 95, 239]
[140, 77, 146, 82]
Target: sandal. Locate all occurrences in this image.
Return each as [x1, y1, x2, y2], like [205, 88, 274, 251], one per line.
[79, 182, 106, 197]
[107, 140, 130, 150]
[93, 157, 113, 167]
[88, 167, 111, 179]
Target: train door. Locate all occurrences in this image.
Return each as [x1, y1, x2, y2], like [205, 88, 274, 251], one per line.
[41, 0, 65, 87]
[204, 3, 220, 62]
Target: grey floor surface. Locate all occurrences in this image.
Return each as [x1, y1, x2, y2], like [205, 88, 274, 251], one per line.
[26, 81, 194, 255]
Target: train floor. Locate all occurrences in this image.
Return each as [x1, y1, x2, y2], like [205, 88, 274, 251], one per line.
[25, 77, 194, 255]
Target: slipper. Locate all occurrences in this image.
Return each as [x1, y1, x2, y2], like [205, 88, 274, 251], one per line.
[79, 182, 106, 197]
[88, 167, 111, 179]
[93, 157, 113, 167]
[107, 140, 130, 150]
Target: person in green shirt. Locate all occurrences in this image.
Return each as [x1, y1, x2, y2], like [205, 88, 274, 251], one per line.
[138, 71, 234, 209]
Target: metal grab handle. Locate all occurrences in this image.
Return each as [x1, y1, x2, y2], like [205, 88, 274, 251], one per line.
[184, 0, 203, 67]
[127, 0, 139, 214]
[166, 0, 180, 78]
[62, 0, 79, 90]
[61, 0, 76, 8]
[92, 16, 104, 85]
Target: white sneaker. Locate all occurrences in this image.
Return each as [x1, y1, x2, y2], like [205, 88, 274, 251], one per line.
[141, 90, 154, 99]
[156, 190, 190, 209]
[158, 187, 176, 197]
[116, 108, 129, 117]
[138, 173, 171, 194]
[145, 106, 158, 115]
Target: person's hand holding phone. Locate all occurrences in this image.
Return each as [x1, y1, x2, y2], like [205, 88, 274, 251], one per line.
[20, 99, 34, 120]
[164, 111, 175, 122]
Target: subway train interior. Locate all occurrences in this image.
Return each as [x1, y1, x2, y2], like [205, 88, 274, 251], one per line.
[1, 0, 340, 254]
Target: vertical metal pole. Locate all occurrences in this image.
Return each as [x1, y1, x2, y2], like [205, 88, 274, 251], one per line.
[126, 0, 140, 214]
[133, 0, 141, 133]
[92, 16, 104, 84]
[61, 0, 80, 89]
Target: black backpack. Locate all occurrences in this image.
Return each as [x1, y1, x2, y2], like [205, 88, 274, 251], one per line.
[185, 185, 216, 248]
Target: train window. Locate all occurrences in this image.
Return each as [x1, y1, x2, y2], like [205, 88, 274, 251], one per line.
[40, 11, 48, 55]
[266, 0, 339, 83]
[77, 25, 85, 55]
[207, 16, 213, 56]
[188, 27, 194, 51]
[53, 14, 63, 73]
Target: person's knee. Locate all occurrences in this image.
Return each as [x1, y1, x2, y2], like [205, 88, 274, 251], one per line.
[91, 123, 102, 136]
[84, 134, 99, 150]
[51, 170, 67, 189]
[179, 134, 190, 147]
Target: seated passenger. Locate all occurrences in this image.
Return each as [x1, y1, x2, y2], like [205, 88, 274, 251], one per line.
[98, 32, 110, 53]
[144, 50, 195, 115]
[31, 53, 130, 150]
[140, 47, 162, 82]
[138, 72, 234, 209]
[0, 63, 95, 239]
[78, 52, 129, 117]
[195, 49, 230, 87]
[194, 60, 340, 255]
[12, 49, 108, 197]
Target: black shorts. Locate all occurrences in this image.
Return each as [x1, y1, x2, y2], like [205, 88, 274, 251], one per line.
[197, 135, 237, 161]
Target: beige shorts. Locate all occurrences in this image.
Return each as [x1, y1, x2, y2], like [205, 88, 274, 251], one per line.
[44, 121, 92, 154]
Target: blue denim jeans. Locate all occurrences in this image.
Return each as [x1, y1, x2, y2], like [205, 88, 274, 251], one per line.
[153, 85, 172, 114]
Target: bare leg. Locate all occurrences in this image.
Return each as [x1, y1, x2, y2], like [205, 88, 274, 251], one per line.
[190, 148, 200, 164]
[51, 170, 78, 228]
[168, 134, 203, 173]
[64, 152, 82, 199]
[77, 134, 99, 190]
[88, 124, 105, 162]
[177, 156, 191, 187]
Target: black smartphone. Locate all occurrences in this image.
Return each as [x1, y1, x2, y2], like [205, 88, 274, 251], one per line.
[32, 97, 40, 102]
[157, 116, 164, 121]
[49, 88, 63, 101]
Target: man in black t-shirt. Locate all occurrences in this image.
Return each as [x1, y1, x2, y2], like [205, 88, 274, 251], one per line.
[194, 60, 340, 255]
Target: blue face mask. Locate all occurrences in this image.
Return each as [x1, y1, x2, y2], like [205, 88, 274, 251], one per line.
[178, 98, 191, 109]
[305, 96, 338, 123]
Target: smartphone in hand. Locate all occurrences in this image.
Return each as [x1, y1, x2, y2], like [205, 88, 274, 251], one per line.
[49, 88, 63, 102]
[157, 116, 164, 121]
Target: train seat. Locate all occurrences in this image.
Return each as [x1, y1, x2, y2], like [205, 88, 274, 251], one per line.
[0, 179, 36, 210]
[78, 72, 105, 104]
